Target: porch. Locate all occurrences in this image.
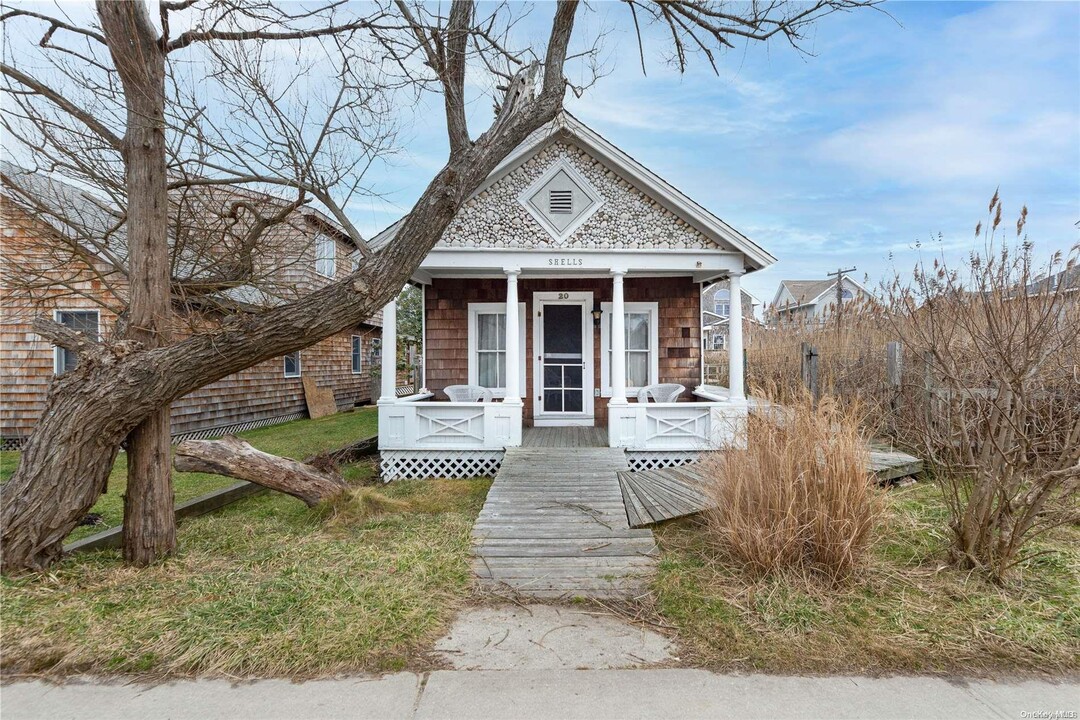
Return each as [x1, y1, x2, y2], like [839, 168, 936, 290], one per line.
[377, 258, 751, 480]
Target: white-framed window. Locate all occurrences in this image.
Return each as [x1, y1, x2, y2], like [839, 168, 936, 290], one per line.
[370, 337, 382, 363]
[714, 289, 730, 317]
[315, 234, 336, 277]
[52, 309, 100, 374]
[599, 301, 659, 395]
[840, 288, 853, 300]
[283, 350, 301, 378]
[711, 333, 726, 350]
[351, 335, 363, 374]
[467, 302, 526, 397]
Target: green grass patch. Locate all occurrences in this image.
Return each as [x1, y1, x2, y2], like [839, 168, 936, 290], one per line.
[0, 408, 379, 541]
[1, 475, 490, 677]
[653, 482, 1080, 675]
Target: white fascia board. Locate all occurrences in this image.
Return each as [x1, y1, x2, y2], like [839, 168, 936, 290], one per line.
[418, 247, 744, 277]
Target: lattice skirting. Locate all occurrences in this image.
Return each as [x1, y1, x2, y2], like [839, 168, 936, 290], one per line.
[381, 450, 504, 482]
[0, 436, 25, 451]
[171, 411, 309, 443]
[625, 450, 701, 471]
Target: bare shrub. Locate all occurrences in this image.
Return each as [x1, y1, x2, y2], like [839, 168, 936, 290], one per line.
[703, 394, 882, 582]
[883, 195, 1080, 581]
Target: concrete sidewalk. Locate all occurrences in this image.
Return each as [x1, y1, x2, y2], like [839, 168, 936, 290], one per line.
[2, 670, 1075, 720]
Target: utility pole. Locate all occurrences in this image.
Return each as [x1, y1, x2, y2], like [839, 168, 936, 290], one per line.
[827, 266, 856, 331]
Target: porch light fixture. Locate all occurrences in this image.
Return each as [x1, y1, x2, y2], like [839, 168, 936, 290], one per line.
[591, 301, 603, 327]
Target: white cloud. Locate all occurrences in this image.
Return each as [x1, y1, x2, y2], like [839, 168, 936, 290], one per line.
[812, 3, 1079, 187]
[817, 110, 1077, 184]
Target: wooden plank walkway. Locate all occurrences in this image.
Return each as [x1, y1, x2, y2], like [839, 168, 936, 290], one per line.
[521, 426, 608, 448]
[618, 447, 925, 528]
[472, 445, 657, 600]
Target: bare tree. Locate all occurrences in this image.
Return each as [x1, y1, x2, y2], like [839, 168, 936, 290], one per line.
[883, 197, 1080, 580]
[0, 0, 878, 573]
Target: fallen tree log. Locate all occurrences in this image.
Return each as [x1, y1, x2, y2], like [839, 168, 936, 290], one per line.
[174, 436, 348, 507]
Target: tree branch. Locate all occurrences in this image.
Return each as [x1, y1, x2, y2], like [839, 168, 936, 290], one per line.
[31, 316, 101, 354]
[0, 9, 108, 44]
[0, 63, 122, 150]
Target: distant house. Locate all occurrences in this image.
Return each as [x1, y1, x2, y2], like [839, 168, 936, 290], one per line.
[701, 280, 760, 350]
[769, 276, 874, 325]
[1025, 267, 1080, 297]
[0, 163, 382, 449]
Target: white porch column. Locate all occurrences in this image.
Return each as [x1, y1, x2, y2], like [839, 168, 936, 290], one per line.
[610, 268, 628, 405]
[727, 270, 745, 402]
[503, 268, 521, 404]
[379, 296, 397, 404]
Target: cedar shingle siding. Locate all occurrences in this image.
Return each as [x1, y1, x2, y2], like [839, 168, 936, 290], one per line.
[425, 276, 700, 425]
[1, 196, 381, 445]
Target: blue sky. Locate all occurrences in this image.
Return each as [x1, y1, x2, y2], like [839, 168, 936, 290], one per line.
[351, 1, 1080, 304]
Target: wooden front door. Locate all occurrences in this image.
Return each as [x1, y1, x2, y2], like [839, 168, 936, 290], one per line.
[532, 292, 594, 426]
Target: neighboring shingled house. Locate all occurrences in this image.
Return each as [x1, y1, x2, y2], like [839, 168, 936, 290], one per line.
[769, 275, 874, 325]
[701, 280, 759, 350]
[0, 163, 382, 449]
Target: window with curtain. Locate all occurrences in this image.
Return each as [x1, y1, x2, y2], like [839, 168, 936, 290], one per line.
[315, 234, 336, 277]
[476, 312, 506, 387]
[600, 302, 658, 394]
[351, 336, 362, 373]
[467, 303, 526, 395]
[53, 309, 99, 374]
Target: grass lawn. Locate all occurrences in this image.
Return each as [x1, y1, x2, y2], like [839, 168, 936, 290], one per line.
[653, 481, 1080, 676]
[0, 407, 379, 542]
[1, 475, 491, 676]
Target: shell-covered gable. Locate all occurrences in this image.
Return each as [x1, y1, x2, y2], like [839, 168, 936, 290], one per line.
[437, 141, 728, 251]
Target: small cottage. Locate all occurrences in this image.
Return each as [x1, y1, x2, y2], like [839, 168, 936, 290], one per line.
[372, 113, 776, 479]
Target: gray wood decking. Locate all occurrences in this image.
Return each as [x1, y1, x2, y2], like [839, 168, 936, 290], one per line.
[618, 447, 926, 528]
[472, 446, 657, 600]
[521, 426, 608, 448]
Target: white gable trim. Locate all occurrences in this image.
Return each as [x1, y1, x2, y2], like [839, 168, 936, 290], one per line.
[370, 112, 777, 271]
[485, 114, 776, 269]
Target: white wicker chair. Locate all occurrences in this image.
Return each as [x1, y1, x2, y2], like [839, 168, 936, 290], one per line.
[444, 384, 493, 402]
[637, 383, 685, 403]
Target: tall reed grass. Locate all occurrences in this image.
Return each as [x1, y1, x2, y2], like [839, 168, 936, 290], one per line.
[703, 394, 881, 582]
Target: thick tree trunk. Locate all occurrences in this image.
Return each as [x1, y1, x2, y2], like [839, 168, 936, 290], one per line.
[97, 0, 175, 565]
[174, 437, 348, 506]
[123, 409, 174, 563]
[0, 5, 577, 573]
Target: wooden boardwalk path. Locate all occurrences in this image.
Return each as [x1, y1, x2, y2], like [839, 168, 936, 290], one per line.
[472, 445, 657, 600]
[618, 447, 924, 528]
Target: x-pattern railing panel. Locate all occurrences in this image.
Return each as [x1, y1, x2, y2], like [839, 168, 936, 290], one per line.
[417, 409, 486, 442]
[645, 409, 710, 442]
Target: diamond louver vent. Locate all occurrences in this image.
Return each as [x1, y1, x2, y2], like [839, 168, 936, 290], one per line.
[520, 161, 602, 243]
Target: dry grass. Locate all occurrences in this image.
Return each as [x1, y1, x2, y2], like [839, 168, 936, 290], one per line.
[0, 476, 490, 678]
[703, 394, 881, 582]
[314, 487, 412, 529]
[654, 481, 1080, 676]
[0, 407, 382, 542]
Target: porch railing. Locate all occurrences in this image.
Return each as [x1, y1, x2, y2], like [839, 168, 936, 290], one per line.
[607, 399, 746, 451]
[378, 395, 523, 451]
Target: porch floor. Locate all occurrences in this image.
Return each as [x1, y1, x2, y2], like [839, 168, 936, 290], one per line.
[471, 446, 657, 600]
[521, 426, 608, 448]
